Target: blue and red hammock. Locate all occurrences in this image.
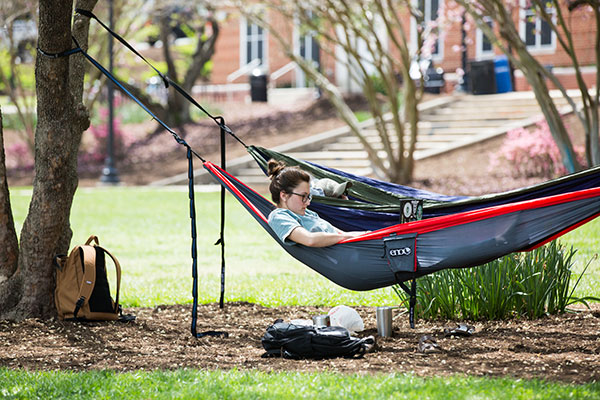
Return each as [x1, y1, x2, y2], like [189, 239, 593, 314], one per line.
[204, 161, 600, 292]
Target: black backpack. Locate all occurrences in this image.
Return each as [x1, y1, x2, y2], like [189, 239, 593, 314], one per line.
[261, 319, 375, 359]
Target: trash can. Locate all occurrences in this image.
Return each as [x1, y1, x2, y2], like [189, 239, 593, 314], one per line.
[494, 56, 513, 93]
[250, 73, 268, 102]
[468, 60, 496, 95]
[423, 66, 445, 94]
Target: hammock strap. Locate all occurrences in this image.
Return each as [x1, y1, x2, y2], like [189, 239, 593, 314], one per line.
[63, 35, 229, 339]
[189, 148, 228, 339]
[37, 46, 82, 59]
[74, 8, 247, 147]
[398, 279, 417, 329]
[216, 117, 227, 309]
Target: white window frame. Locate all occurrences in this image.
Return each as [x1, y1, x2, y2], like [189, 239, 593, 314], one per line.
[410, 0, 444, 61]
[519, 1, 556, 54]
[293, 14, 320, 87]
[476, 17, 495, 60]
[240, 17, 268, 70]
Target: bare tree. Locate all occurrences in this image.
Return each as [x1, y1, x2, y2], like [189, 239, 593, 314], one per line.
[117, 1, 220, 128]
[0, 1, 38, 153]
[238, 0, 428, 184]
[0, 0, 98, 320]
[79, 0, 146, 111]
[451, 0, 596, 173]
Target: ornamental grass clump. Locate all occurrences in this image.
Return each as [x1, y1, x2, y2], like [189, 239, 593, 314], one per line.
[393, 241, 598, 320]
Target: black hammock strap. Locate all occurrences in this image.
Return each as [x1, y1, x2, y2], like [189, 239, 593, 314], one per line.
[74, 8, 247, 148]
[76, 8, 247, 312]
[38, 37, 228, 339]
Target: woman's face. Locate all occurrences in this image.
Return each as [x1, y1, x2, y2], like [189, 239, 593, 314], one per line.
[280, 181, 311, 215]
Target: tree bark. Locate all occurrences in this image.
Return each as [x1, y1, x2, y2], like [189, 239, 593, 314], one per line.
[0, 108, 19, 285]
[0, 0, 96, 320]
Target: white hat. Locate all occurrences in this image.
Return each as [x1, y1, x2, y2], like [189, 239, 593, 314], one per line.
[314, 178, 352, 198]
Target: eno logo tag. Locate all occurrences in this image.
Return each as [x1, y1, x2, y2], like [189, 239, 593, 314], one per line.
[389, 247, 412, 257]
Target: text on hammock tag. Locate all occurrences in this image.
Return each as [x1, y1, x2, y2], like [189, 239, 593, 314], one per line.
[389, 247, 412, 257]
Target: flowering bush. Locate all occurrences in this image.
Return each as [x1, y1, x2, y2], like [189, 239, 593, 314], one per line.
[79, 107, 137, 171]
[4, 142, 33, 171]
[490, 120, 585, 179]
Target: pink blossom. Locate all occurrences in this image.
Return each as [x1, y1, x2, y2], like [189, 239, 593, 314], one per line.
[490, 120, 586, 179]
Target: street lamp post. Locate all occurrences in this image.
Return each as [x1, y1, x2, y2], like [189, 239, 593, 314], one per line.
[460, 11, 469, 92]
[100, 0, 120, 184]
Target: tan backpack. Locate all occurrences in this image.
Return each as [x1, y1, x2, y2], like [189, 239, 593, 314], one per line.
[54, 235, 123, 321]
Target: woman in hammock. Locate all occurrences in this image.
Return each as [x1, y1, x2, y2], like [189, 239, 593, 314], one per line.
[267, 159, 366, 247]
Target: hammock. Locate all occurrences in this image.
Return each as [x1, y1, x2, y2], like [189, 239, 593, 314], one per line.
[248, 146, 600, 231]
[204, 161, 600, 291]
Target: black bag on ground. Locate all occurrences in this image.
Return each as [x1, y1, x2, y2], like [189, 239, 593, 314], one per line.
[261, 319, 375, 359]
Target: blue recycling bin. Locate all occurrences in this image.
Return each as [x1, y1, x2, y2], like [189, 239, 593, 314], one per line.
[494, 56, 513, 93]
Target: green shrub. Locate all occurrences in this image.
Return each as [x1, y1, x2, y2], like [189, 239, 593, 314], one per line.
[393, 241, 598, 321]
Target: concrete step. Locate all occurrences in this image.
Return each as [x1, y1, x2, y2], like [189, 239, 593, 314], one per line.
[418, 119, 523, 128]
[421, 114, 521, 122]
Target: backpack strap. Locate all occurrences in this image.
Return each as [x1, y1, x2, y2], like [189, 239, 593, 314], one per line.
[85, 235, 121, 313]
[74, 245, 97, 319]
[85, 235, 99, 246]
[97, 245, 122, 313]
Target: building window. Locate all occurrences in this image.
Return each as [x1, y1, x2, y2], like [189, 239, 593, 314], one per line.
[294, 11, 320, 87]
[241, 19, 266, 66]
[476, 17, 494, 59]
[521, 4, 555, 50]
[418, 0, 442, 57]
[299, 34, 319, 66]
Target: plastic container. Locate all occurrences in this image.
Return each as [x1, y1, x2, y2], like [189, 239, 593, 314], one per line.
[494, 55, 513, 93]
[250, 73, 268, 102]
[468, 60, 496, 95]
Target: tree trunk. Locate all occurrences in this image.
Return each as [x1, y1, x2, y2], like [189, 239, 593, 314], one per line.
[179, 18, 220, 123]
[158, 14, 187, 127]
[0, 0, 96, 321]
[0, 108, 19, 285]
[518, 54, 582, 173]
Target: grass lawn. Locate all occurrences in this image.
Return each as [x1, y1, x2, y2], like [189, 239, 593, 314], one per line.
[1, 368, 599, 400]
[6, 186, 600, 399]
[9, 186, 600, 308]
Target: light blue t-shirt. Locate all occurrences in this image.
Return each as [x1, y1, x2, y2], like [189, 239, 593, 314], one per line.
[268, 208, 336, 245]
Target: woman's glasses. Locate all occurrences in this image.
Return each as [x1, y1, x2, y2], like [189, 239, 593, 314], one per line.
[289, 192, 312, 203]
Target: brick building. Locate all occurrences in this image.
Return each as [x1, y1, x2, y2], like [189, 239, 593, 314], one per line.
[201, 3, 596, 98]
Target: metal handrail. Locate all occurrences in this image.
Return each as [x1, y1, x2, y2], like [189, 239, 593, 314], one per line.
[270, 61, 296, 83]
[226, 58, 261, 83]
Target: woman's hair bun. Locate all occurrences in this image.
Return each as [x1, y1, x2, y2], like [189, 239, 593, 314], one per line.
[267, 159, 286, 180]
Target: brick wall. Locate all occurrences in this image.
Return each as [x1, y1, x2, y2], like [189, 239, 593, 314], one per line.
[207, 4, 596, 92]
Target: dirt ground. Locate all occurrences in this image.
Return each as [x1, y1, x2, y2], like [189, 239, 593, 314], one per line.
[1, 302, 599, 383]
[3, 97, 599, 383]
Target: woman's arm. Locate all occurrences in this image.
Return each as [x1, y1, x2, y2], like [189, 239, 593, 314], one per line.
[288, 226, 366, 247]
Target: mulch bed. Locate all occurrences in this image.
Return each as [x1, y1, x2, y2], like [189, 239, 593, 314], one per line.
[2, 302, 600, 383]
[4, 98, 599, 382]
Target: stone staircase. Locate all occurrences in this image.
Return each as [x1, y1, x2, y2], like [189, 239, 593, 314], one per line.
[152, 90, 577, 189]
